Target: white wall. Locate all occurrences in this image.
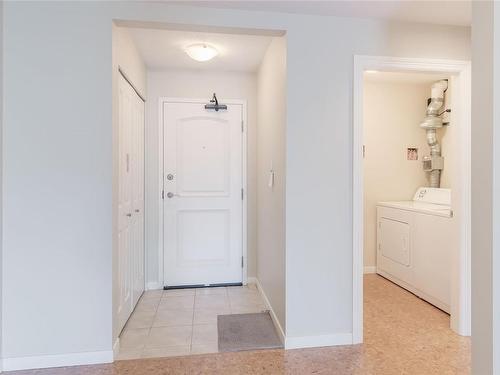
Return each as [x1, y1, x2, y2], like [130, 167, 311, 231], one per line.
[493, 5, 500, 372]
[145, 69, 258, 287]
[283, 21, 468, 341]
[2, 1, 471, 367]
[0, 0, 3, 365]
[471, 2, 496, 374]
[256, 37, 287, 332]
[3, 2, 114, 364]
[363, 81, 431, 268]
[113, 26, 147, 98]
[111, 25, 147, 344]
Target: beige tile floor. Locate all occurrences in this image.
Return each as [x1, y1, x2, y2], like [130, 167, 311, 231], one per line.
[116, 283, 268, 360]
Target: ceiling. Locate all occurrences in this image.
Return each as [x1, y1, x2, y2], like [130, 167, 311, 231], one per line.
[177, 1, 471, 27]
[127, 28, 272, 72]
[364, 71, 450, 84]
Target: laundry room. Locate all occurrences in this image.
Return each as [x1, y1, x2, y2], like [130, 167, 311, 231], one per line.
[362, 69, 468, 335]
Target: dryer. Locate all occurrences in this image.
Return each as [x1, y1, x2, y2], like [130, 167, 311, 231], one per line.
[376, 187, 453, 313]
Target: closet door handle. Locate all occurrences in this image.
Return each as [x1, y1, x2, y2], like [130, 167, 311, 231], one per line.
[126, 213, 132, 217]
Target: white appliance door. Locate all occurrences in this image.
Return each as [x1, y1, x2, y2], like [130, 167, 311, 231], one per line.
[377, 206, 415, 286]
[379, 218, 410, 266]
[163, 101, 243, 287]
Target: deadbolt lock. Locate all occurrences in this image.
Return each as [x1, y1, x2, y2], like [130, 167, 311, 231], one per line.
[167, 174, 174, 181]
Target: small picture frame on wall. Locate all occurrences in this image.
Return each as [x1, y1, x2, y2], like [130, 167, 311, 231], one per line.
[407, 147, 418, 161]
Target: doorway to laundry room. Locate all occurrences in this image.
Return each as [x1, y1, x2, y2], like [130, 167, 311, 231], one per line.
[112, 21, 287, 361]
[352, 57, 471, 369]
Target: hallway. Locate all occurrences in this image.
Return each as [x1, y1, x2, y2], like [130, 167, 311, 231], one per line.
[7, 275, 470, 374]
[116, 284, 267, 360]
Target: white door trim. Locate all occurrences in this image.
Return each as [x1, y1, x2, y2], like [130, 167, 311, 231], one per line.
[352, 55, 471, 343]
[157, 97, 248, 288]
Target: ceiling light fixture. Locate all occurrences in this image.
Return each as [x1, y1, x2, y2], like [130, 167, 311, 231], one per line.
[185, 43, 218, 62]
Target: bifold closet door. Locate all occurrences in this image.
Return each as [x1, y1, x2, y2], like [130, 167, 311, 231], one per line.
[117, 73, 145, 333]
[131, 90, 145, 307]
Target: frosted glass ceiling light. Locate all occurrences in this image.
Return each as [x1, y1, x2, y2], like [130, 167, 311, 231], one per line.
[185, 43, 218, 62]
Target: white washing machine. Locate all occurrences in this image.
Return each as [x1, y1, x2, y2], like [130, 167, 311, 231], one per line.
[376, 187, 453, 313]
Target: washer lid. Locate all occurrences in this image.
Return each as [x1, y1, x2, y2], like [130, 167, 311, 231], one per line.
[413, 187, 451, 206]
[377, 201, 452, 217]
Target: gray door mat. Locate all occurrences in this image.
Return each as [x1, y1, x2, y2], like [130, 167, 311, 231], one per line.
[217, 312, 283, 352]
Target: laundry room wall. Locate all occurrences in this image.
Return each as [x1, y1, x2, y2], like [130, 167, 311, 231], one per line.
[145, 69, 258, 286]
[363, 79, 433, 269]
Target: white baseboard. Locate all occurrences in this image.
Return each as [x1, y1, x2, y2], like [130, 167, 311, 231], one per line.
[285, 333, 353, 349]
[253, 279, 352, 350]
[253, 278, 285, 345]
[3, 350, 113, 372]
[113, 338, 120, 358]
[146, 281, 163, 290]
[364, 266, 377, 274]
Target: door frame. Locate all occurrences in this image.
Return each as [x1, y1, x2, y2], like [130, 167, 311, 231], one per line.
[352, 56, 471, 343]
[157, 97, 248, 288]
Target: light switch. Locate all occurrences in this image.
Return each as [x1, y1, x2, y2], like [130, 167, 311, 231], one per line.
[268, 170, 275, 189]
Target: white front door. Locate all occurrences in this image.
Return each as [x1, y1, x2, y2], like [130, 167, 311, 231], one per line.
[163, 101, 243, 287]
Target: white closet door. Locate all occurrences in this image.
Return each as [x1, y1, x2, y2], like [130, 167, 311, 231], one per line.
[131, 92, 145, 307]
[163, 101, 243, 287]
[117, 73, 145, 333]
[117, 74, 133, 331]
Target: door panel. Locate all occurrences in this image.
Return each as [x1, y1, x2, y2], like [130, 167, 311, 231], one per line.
[117, 75, 133, 331]
[131, 92, 145, 306]
[117, 227, 131, 331]
[177, 118, 230, 196]
[163, 102, 243, 286]
[379, 218, 410, 266]
[117, 74, 145, 333]
[376, 207, 415, 287]
[177, 209, 230, 264]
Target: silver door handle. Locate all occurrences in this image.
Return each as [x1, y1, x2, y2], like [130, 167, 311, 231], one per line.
[126, 213, 132, 217]
[167, 192, 176, 199]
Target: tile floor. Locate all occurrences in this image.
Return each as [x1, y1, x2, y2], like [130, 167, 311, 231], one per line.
[116, 283, 268, 360]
